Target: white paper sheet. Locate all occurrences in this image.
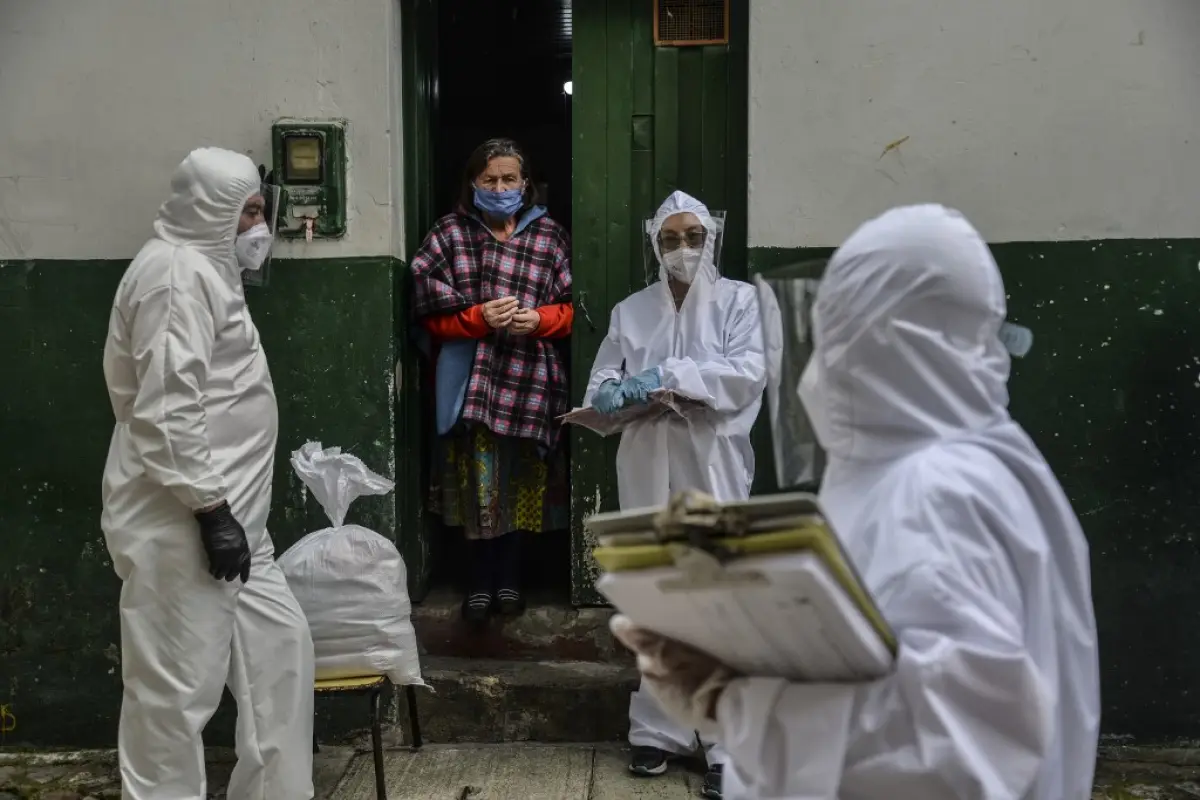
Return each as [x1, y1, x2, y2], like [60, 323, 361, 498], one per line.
[560, 389, 708, 437]
[597, 550, 893, 682]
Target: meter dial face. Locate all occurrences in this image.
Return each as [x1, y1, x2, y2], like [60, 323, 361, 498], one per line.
[285, 136, 322, 183]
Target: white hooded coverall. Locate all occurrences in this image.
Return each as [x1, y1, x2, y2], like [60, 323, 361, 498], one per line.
[102, 147, 315, 800]
[585, 191, 768, 766]
[714, 205, 1100, 799]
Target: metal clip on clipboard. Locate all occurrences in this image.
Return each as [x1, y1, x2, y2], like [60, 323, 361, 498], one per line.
[652, 491, 768, 591]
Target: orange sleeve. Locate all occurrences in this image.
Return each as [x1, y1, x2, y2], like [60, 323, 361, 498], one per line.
[422, 305, 491, 340]
[533, 303, 573, 339]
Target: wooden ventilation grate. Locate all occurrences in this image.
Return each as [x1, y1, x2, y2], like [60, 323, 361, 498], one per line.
[654, 0, 729, 47]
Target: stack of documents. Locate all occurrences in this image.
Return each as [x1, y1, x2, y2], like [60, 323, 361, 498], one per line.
[560, 389, 707, 437]
[589, 492, 896, 682]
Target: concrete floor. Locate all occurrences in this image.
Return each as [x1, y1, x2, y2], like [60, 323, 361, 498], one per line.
[329, 744, 706, 800]
[0, 744, 1195, 798]
[325, 744, 1200, 800]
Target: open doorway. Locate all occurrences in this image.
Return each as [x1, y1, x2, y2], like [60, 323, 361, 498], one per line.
[413, 0, 575, 603]
[401, 0, 750, 607]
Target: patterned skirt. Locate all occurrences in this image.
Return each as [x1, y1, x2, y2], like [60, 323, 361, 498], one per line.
[429, 424, 569, 540]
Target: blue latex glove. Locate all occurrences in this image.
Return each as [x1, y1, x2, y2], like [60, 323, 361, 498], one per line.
[592, 380, 625, 414]
[621, 368, 662, 405]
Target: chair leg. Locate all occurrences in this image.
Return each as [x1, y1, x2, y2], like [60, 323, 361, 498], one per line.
[370, 688, 387, 800]
[405, 685, 423, 750]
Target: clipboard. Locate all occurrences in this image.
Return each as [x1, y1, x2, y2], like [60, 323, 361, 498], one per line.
[588, 491, 898, 681]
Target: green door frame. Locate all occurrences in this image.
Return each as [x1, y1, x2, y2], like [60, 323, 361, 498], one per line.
[569, 0, 750, 605]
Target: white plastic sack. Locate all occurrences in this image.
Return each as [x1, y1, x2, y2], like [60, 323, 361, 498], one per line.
[277, 441, 425, 686]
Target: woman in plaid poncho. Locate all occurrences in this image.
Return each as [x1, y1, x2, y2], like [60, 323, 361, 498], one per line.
[411, 139, 573, 624]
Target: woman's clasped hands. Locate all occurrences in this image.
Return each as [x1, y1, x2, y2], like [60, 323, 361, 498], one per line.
[482, 296, 541, 336]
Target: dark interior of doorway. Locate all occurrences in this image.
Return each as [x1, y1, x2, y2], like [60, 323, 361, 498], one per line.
[424, 0, 574, 599]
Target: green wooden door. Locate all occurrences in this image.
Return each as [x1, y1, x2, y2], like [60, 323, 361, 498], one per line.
[397, 0, 440, 602]
[569, 0, 750, 605]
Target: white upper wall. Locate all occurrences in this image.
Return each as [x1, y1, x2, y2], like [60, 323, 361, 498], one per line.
[0, 0, 402, 261]
[749, 0, 1200, 247]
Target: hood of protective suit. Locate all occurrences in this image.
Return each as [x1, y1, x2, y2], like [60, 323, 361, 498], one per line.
[805, 204, 1011, 461]
[650, 191, 720, 289]
[153, 147, 262, 274]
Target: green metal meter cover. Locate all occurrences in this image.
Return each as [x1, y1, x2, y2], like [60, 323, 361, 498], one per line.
[271, 119, 347, 240]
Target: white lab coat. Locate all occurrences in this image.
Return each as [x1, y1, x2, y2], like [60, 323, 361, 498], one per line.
[715, 205, 1100, 799]
[101, 148, 315, 800]
[585, 191, 767, 766]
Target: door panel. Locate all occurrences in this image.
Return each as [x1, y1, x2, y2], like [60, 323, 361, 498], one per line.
[570, 0, 749, 605]
[398, 0, 439, 602]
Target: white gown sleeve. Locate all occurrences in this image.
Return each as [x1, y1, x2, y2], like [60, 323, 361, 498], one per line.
[583, 304, 627, 406]
[126, 282, 227, 510]
[659, 286, 766, 413]
[713, 501, 1054, 799]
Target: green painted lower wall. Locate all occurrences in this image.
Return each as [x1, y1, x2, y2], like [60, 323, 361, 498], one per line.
[750, 239, 1200, 744]
[0, 257, 398, 747]
[5, 239, 1200, 745]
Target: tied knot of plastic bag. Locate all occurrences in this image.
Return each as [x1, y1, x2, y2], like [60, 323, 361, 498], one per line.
[290, 440, 396, 528]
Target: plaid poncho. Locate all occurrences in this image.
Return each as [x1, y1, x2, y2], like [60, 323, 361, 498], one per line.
[411, 211, 572, 448]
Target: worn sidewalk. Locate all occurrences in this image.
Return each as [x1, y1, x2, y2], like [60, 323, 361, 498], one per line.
[332, 743, 707, 799]
[329, 744, 1200, 800]
[0, 745, 707, 799]
[3, 743, 1200, 798]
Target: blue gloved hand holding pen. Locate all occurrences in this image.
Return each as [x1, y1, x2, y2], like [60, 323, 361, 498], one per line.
[592, 368, 662, 415]
[592, 380, 625, 414]
[620, 368, 662, 405]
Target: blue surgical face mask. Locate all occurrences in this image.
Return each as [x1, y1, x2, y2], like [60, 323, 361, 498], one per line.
[474, 186, 524, 220]
[998, 321, 1033, 358]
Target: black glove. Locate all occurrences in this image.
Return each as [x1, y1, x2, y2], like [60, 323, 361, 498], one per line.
[194, 501, 252, 583]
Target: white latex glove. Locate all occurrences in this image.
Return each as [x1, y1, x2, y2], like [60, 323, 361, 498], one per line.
[610, 614, 736, 733]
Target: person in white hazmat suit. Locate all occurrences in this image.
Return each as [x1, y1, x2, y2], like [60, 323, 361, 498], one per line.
[101, 147, 315, 800]
[584, 191, 767, 799]
[609, 204, 1101, 799]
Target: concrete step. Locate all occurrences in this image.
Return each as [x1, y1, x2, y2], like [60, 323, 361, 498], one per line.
[412, 589, 631, 664]
[388, 657, 639, 746]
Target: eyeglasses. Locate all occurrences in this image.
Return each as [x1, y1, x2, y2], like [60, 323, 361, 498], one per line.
[659, 229, 707, 252]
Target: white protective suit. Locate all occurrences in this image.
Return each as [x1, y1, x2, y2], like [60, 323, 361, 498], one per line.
[714, 205, 1100, 799]
[101, 148, 315, 800]
[584, 191, 767, 766]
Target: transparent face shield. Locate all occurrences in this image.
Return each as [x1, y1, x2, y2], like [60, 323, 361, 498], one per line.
[753, 259, 1036, 492]
[642, 210, 726, 286]
[752, 259, 829, 491]
[241, 179, 281, 288]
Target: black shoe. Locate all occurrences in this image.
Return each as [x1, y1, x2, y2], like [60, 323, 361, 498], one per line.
[461, 591, 492, 625]
[701, 763, 723, 799]
[628, 745, 670, 777]
[495, 587, 525, 617]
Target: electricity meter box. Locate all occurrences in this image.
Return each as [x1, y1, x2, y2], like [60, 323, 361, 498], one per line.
[271, 120, 347, 241]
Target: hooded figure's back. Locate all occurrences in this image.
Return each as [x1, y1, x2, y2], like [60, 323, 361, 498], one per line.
[715, 205, 1099, 800]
